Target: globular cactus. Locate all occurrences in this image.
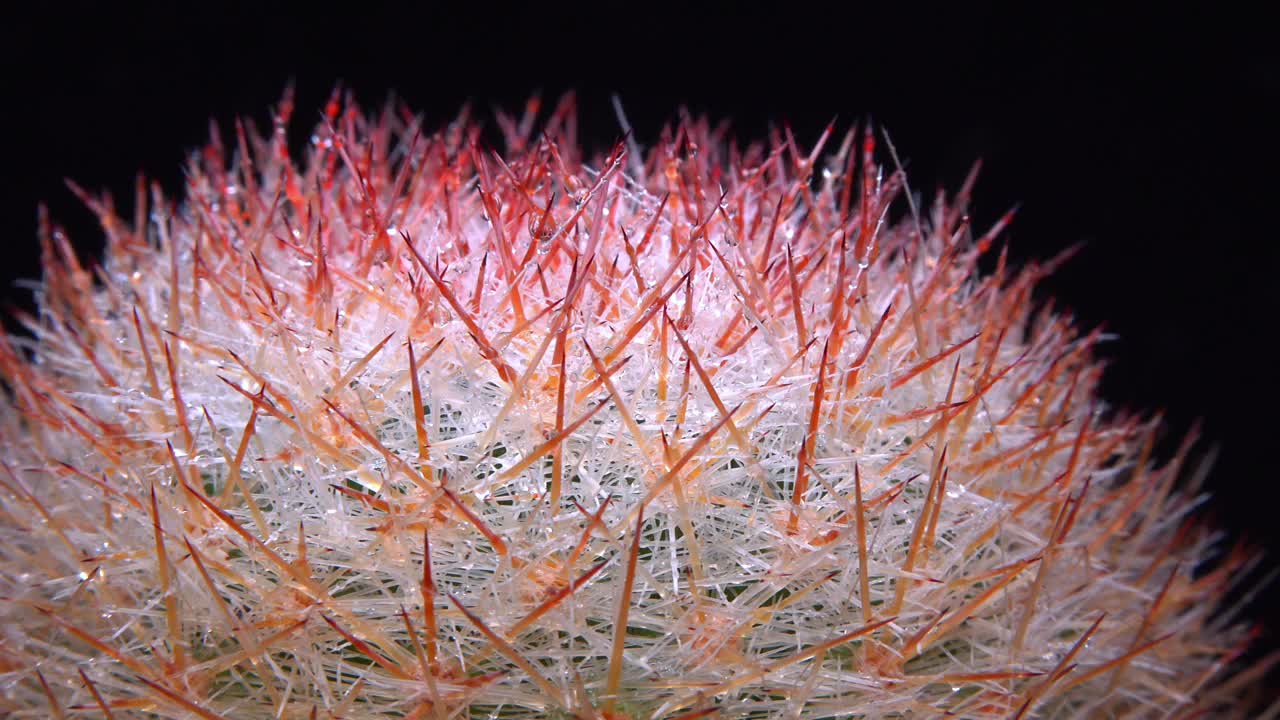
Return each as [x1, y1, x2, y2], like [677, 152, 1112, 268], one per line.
[0, 91, 1266, 719]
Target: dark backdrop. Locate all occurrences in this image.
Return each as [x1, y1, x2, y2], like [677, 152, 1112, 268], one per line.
[2, 1, 1276, 654]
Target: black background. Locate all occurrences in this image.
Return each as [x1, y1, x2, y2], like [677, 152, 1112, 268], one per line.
[3, 1, 1277, 661]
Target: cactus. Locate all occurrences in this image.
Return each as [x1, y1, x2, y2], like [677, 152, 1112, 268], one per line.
[0, 91, 1265, 718]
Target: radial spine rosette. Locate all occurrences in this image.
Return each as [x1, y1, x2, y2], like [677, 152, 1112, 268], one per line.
[0, 91, 1265, 718]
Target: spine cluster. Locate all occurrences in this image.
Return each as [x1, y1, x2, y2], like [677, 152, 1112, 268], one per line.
[0, 91, 1264, 718]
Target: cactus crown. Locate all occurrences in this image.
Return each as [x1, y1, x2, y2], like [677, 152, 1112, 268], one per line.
[0, 92, 1261, 718]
